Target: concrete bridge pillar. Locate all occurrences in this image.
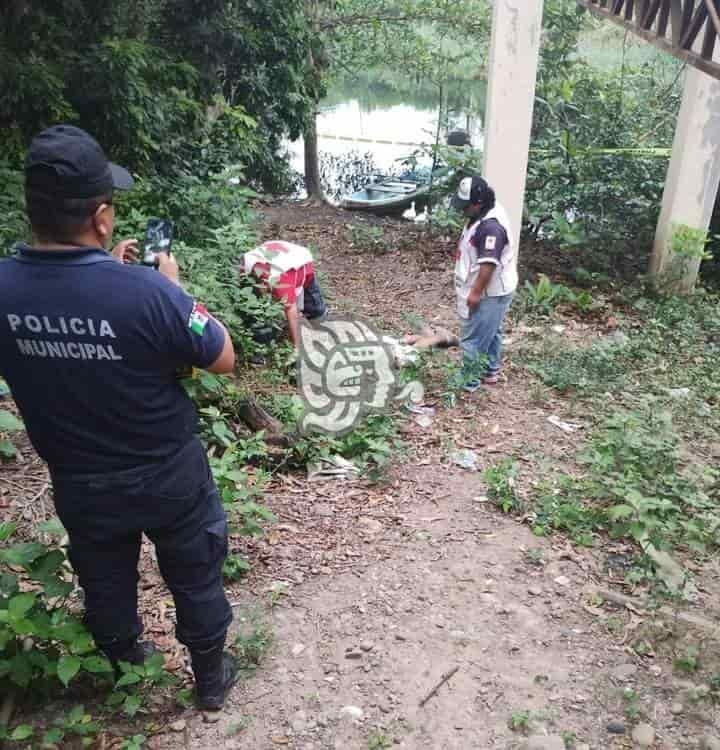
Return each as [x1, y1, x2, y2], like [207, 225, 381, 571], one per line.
[483, 0, 544, 251]
[651, 67, 720, 292]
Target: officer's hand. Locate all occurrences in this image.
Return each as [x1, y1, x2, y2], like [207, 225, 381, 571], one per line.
[156, 251, 181, 286]
[111, 239, 139, 264]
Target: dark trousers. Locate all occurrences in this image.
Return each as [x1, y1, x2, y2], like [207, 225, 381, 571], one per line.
[303, 275, 328, 320]
[51, 440, 232, 654]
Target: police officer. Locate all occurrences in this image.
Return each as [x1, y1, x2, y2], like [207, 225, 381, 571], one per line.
[0, 125, 238, 710]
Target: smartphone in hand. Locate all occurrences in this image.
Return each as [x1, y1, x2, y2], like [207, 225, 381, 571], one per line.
[142, 218, 174, 267]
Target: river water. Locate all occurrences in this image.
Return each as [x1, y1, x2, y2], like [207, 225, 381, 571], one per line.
[288, 77, 487, 201]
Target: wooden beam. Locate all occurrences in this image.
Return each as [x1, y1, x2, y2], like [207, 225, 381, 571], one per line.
[680, 3, 708, 48]
[670, 0, 684, 45]
[705, 0, 720, 38]
[702, 12, 716, 57]
[641, 0, 663, 28]
[681, 0, 695, 40]
[578, 0, 720, 78]
[657, 0, 671, 37]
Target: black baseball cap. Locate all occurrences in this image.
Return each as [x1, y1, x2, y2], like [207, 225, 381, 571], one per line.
[25, 124, 134, 199]
[451, 175, 489, 210]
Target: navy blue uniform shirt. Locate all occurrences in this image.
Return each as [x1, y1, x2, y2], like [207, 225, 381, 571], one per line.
[0, 245, 225, 474]
[470, 218, 508, 264]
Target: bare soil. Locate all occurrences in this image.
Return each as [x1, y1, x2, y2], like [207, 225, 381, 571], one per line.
[3, 203, 719, 750]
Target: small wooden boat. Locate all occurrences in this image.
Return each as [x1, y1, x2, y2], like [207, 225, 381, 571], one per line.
[340, 166, 454, 215]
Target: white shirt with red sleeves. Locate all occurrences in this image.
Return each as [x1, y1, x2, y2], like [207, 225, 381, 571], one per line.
[243, 240, 315, 309]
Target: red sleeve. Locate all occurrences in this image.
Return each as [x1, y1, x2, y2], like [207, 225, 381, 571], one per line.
[270, 268, 299, 305]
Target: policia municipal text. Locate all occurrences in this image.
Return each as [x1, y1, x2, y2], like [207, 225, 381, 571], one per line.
[0, 126, 239, 710]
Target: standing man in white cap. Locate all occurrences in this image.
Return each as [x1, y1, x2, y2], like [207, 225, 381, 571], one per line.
[451, 175, 517, 391]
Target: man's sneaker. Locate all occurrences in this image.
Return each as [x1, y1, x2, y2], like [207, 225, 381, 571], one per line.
[195, 652, 239, 711]
[462, 379, 482, 393]
[482, 373, 501, 385]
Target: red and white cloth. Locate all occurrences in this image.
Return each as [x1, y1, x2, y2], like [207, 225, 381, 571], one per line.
[243, 240, 316, 309]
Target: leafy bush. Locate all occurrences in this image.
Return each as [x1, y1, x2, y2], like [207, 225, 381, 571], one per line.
[0, 397, 24, 459]
[585, 409, 718, 552]
[526, 1, 679, 269]
[0, 522, 113, 694]
[0, 162, 27, 254]
[0, 1, 318, 186]
[530, 406, 720, 555]
[525, 337, 630, 395]
[292, 413, 399, 479]
[484, 458, 521, 513]
[519, 273, 593, 315]
[347, 224, 390, 254]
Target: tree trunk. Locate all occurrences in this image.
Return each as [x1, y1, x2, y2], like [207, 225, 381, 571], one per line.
[303, 112, 326, 203]
[237, 399, 289, 446]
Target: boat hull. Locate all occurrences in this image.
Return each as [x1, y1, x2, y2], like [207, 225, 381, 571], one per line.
[340, 168, 453, 215]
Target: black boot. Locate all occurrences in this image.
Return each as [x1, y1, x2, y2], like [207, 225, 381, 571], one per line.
[190, 642, 239, 711]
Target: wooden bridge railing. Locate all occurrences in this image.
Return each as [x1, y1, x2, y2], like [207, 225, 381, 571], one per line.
[577, 0, 720, 79]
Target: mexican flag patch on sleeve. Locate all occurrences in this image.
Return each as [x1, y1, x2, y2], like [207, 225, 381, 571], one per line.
[188, 302, 210, 335]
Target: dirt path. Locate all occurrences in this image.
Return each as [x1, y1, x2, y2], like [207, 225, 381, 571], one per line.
[148, 205, 719, 750]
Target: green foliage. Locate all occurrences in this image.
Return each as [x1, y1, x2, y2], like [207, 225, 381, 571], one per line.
[508, 709, 532, 732]
[526, 336, 630, 396]
[0, 0, 317, 187]
[659, 223, 713, 290]
[483, 459, 521, 514]
[159, 0, 320, 186]
[520, 274, 593, 315]
[0, 401, 24, 460]
[368, 732, 393, 750]
[622, 688, 641, 720]
[347, 224, 390, 254]
[234, 609, 274, 675]
[70, 40, 204, 173]
[670, 223, 710, 261]
[111, 652, 177, 718]
[522, 292, 720, 431]
[583, 408, 718, 551]
[184, 373, 277, 565]
[522, 291, 720, 560]
[0, 522, 109, 693]
[674, 645, 700, 674]
[293, 414, 398, 479]
[0, 162, 27, 250]
[121, 735, 147, 750]
[532, 477, 602, 546]
[112, 167, 283, 358]
[526, 1, 680, 266]
[442, 353, 489, 393]
[530, 405, 719, 557]
[223, 554, 252, 582]
[325, 0, 491, 94]
[0, 524, 169, 747]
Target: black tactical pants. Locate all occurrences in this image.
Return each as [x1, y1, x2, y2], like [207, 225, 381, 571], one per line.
[51, 440, 232, 656]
